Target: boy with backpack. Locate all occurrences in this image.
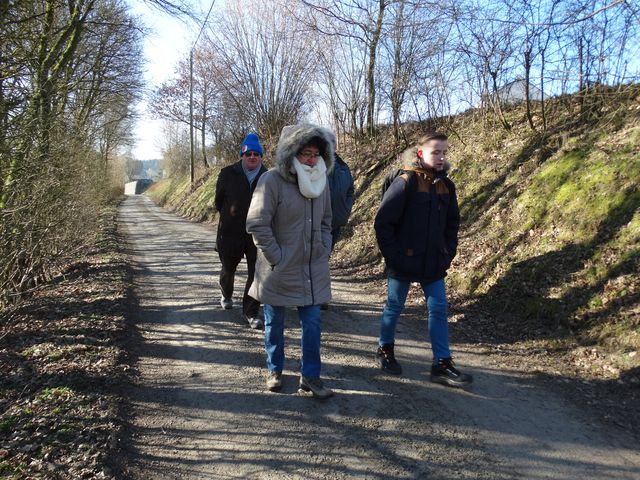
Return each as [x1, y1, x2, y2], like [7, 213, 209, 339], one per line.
[374, 132, 473, 387]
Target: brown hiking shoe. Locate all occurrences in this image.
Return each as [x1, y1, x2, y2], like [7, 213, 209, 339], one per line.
[298, 376, 334, 399]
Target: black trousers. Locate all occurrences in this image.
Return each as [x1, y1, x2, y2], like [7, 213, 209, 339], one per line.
[218, 244, 260, 318]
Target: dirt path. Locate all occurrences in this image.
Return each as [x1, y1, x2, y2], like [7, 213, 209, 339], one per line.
[118, 195, 640, 480]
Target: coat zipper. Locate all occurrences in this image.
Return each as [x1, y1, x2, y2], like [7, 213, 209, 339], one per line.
[309, 197, 315, 306]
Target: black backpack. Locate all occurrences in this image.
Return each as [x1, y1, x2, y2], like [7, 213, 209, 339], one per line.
[381, 168, 417, 199]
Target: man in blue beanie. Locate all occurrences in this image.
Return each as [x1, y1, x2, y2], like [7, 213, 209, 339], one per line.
[214, 132, 268, 329]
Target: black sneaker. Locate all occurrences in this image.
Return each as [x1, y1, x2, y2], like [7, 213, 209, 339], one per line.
[430, 358, 473, 388]
[376, 344, 402, 375]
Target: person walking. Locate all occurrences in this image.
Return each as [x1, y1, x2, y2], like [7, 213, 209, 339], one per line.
[246, 123, 334, 399]
[214, 132, 267, 329]
[321, 133, 355, 311]
[374, 131, 473, 388]
[327, 133, 354, 250]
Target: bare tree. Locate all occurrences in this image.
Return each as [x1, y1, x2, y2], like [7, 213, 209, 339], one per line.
[455, 2, 518, 130]
[299, 0, 391, 138]
[158, 121, 191, 176]
[149, 44, 214, 168]
[316, 33, 368, 139]
[202, 0, 318, 147]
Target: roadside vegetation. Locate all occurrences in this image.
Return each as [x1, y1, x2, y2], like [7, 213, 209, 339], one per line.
[0, 204, 131, 479]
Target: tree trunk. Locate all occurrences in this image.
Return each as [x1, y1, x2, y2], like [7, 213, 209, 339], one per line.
[489, 69, 511, 131]
[366, 0, 386, 138]
[201, 104, 207, 168]
[540, 49, 547, 132]
[524, 49, 536, 132]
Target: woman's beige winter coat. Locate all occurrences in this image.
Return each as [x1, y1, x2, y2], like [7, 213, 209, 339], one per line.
[246, 124, 335, 307]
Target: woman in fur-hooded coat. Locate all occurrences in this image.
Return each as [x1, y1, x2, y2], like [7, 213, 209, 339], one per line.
[246, 123, 335, 307]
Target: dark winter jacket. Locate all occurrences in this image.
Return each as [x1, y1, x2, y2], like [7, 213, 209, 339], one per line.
[214, 160, 268, 258]
[327, 153, 354, 230]
[374, 163, 460, 283]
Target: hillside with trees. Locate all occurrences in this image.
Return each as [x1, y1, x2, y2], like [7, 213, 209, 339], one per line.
[0, 0, 145, 304]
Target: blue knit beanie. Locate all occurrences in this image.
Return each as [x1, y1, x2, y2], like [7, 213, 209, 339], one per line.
[239, 132, 263, 156]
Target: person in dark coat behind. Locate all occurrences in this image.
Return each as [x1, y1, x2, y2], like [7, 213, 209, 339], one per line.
[374, 131, 473, 388]
[214, 132, 268, 329]
[326, 133, 354, 249]
[320, 132, 355, 311]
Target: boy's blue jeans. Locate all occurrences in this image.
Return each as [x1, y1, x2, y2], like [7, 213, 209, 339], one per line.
[263, 304, 321, 378]
[379, 277, 451, 362]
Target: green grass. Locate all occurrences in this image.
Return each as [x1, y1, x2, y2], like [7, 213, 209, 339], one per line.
[0, 416, 18, 433]
[146, 167, 221, 222]
[35, 386, 74, 402]
[0, 460, 20, 477]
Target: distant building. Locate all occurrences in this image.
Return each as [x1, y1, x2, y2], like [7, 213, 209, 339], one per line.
[482, 78, 543, 106]
[496, 78, 542, 104]
[125, 178, 153, 195]
[126, 159, 162, 182]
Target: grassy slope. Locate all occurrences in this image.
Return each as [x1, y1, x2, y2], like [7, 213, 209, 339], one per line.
[146, 167, 221, 223]
[146, 88, 639, 380]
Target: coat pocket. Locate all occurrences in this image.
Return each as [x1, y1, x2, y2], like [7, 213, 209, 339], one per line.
[390, 247, 426, 277]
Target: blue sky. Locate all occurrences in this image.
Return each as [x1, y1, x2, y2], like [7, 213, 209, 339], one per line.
[128, 1, 201, 160]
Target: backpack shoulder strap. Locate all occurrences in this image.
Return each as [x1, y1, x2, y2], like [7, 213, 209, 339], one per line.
[400, 169, 418, 195]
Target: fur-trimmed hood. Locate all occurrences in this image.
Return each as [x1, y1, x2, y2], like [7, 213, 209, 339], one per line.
[275, 123, 335, 183]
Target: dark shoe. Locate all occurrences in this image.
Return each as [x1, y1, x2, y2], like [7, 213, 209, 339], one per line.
[376, 344, 402, 375]
[298, 376, 334, 399]
[266, 371, 282, 392]
[430, 358, 473, 388]
[220, 297, 233, 310]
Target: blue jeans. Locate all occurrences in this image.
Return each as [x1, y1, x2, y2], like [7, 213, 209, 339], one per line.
[263, 304, 322, 378]
[379, 277, 451, 362]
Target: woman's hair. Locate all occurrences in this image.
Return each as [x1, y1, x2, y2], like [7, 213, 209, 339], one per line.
[298, 136, 327, 159]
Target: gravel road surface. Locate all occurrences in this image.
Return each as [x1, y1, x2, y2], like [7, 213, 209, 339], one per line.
[118, 194, 640, 480]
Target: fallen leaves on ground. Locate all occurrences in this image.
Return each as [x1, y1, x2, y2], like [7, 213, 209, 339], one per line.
[0, 205, 131, 480]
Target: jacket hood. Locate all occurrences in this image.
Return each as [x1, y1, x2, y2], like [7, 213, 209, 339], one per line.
[275, 123, 335, 183]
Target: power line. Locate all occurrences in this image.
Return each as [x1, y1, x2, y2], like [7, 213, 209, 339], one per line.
[189, 0, 216, 186]
[193, 0, 216, 50]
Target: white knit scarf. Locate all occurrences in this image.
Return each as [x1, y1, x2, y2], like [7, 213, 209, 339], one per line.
[291, 156, 327, 198]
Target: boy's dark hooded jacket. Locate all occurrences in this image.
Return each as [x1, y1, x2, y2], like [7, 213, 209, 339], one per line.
[374, 160, 460, 282]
